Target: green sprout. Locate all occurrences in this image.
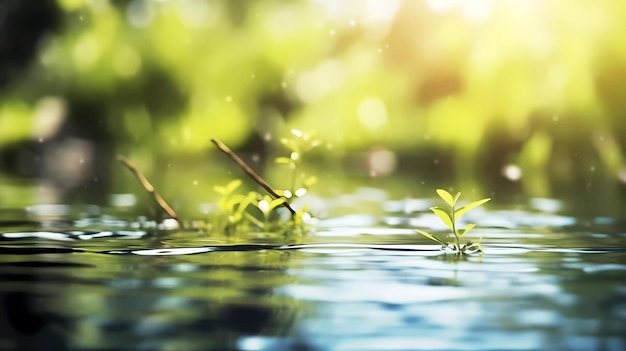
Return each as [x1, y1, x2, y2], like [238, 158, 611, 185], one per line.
[416, 189, 491, 255]
[213, 179, 256, 233]
[209, 133, 319, 237]
[275, 129, 320, 198]
[248, 194, 287, 231]
[212, 179, 306, 234]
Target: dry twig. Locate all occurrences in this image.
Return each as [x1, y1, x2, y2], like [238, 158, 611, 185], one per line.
[211, 138, 296, 215]
[118, 155, 184, 228]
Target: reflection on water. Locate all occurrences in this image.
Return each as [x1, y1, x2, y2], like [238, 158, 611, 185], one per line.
[0, 191, 625, 350]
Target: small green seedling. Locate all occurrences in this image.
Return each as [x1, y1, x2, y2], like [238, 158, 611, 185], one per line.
[213, 179, 255, 232]
[416, 189, 491, 255]
[211, 133, 317, 236]
[248, 194, 287, 231]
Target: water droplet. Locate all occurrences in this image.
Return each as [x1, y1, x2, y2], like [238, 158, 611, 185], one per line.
[590, 166, 596, 172]
[225, 96, 232, 102]
[193, 180, 198, 185]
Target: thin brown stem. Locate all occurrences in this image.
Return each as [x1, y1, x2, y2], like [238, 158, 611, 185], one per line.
[118, 155, 184, 229]
[211, 138, 296, 215]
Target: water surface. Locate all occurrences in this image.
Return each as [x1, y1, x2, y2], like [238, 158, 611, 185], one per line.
[0, 190, 625, 350]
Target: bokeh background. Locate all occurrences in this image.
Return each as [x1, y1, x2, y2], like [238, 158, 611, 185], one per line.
[1, 0, 626, 216]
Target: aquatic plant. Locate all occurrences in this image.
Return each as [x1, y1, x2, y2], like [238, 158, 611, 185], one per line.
[213, 179, 256, 233]
[416, 189, 491, 254]
[274, 129, 320, 198]
[211, 136, 314, 236]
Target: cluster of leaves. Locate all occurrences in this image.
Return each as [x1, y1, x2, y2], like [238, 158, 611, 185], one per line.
[209, 130, 319, 236]
[416, 189, 491, 255]
[211, 179, 311, 236]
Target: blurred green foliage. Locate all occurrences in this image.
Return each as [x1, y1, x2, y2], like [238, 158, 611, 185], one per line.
[2, 0, 626, 200]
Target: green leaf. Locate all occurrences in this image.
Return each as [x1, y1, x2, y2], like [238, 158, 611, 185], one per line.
[275, 157, 293, 165]
[244, 212, 264, 228]
[304, 139, 321, 151]
[416, 229, 448, 246]
[270, 197, 287, 210]
[215, 179, 242, 195]
[228, 212, 242, 224]
[304, 175, 317, 187]
[436, 189, 455, 207]
[454, 198, 491, 219]
[453, 192, 461, 204]
[430, 206, 454, 230]
[226, 179, 242, 192]
[458, 223, 476, 237]
[280, 138, 300, 153]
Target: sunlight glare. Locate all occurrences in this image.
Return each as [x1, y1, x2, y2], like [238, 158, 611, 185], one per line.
[427, 0, 455, 13]
[358, 97, 387, 129]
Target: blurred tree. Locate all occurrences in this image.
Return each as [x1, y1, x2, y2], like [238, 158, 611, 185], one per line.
[0, 0, 61, 90]
[1, 0, 626, 204]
